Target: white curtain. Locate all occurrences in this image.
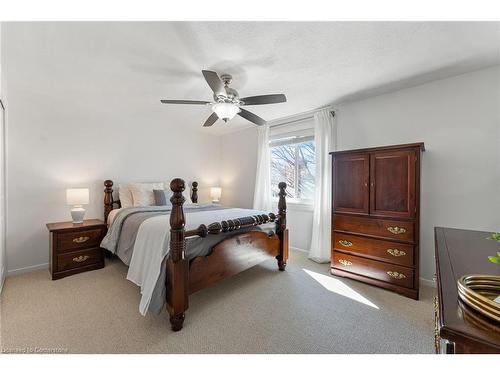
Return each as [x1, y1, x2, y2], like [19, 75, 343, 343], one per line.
[253, 124, 272, 212]
[309, 109, 337, 263]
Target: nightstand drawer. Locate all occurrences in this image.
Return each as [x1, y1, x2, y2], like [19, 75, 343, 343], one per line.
[48, 219, 107, 280]
[57, 248, 103, 272]
[56, 228, 104, 253]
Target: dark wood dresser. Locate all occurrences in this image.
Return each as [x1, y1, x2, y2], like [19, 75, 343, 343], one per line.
[330, 143, 424, 299]
[435, 227, 500, 353]
[47, 219, 106, 280]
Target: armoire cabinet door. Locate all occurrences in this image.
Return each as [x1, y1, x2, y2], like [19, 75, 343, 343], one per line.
[369, 150, 416, 218]
[333, 153, 369, 214]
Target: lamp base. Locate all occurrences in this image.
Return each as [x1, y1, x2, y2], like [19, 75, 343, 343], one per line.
[70, 206, 86, 224]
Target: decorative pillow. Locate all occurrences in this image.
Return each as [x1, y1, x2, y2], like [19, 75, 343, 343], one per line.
[153, 189, 173, 206]
[129, 182, 165, 207]
[118, 184, 134, 208]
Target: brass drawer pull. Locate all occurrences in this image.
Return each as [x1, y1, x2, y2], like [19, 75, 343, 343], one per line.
[73, 236, 90, 244]
[73, 255, 90, 263]
[387, 226, 406, 235]
[338, 259, 352, 266]
[338, 239, 353, 247]
[387, 248, 406, 257]
[387, 271, 406, 279]
[434, 296, 441, 353]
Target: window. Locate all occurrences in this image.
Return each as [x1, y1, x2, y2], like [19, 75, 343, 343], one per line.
[270, 130, 315, 203]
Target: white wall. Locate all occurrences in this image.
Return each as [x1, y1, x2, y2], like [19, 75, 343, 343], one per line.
[337, 66, 500, 280]
[220, 127, 258, 209]
[3, 24, 222, 273]
[0, 22, 6, 288]
[221, 66, 500, 280]
[281, 208, 313, 251]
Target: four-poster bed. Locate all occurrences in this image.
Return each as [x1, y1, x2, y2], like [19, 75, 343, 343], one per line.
[103, 178, 289, 331]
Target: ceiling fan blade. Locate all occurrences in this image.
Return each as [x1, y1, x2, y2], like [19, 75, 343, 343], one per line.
[202, 70, 226, 97]
[238, 108, 266, 126]
[160, 99, 211, 105]
[202, 112, 219, 127]
[240, 94, 287, 106]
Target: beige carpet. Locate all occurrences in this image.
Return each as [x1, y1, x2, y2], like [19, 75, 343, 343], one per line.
[0, 250, 434, 354]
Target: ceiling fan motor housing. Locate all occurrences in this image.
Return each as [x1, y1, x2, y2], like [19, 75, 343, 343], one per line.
[213, 89, 240, 103]
[220, 73, 233, 86]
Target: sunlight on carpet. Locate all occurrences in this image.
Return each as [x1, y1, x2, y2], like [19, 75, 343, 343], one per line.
[303, 268, 379, 309]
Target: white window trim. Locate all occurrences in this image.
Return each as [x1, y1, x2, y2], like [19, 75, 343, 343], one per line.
[272, 197, 314, 211]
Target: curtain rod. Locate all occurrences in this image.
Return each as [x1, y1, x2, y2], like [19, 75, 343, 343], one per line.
[268, 107, 335, 128]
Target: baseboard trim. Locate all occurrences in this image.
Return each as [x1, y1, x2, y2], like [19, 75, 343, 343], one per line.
[7, 262, 49, 276]
[290, 246, 308, 254]
[419, 277, 436, 288]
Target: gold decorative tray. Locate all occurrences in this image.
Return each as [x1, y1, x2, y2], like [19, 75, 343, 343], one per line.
[457, 274, 500, 323]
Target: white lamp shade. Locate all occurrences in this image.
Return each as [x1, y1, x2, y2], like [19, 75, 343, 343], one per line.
[212, 103, 240, 121]
[210, 187, 222, 202]
[66, 188, 89, 205]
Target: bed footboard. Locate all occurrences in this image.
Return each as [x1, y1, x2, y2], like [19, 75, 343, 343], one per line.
[189, 225, 281, 294]
[165, 179, 288, 331]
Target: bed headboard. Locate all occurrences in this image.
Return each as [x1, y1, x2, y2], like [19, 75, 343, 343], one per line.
[103, 179, 199, 222]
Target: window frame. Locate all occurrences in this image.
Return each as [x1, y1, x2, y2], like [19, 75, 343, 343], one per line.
[269, 122, 315, 209]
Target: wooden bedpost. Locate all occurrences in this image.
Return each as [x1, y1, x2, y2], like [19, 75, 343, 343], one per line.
[190, 181, 198, 203]
[276, 182, 289, 271]
[104, 180, 114, 222]
[166, 178, 189, 331]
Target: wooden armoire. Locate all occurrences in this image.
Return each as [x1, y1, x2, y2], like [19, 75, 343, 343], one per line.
[330, 143, 424, 299]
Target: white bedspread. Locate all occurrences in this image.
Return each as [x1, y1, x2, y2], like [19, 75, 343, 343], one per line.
[107, 208, 122, 226]
[127, 207, 271, 315]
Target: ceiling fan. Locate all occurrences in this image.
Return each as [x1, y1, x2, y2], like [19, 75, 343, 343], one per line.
[160, 70, 287, 127]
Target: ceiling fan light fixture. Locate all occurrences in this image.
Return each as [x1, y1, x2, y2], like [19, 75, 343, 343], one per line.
[212, 102, 240, 122]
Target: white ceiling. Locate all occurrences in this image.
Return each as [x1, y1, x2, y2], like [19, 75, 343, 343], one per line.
[3, 22, 500, 134]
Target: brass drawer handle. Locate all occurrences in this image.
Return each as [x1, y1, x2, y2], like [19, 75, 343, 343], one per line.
[387, 226, 406, 235]
[73, 255, 90, 263]
[434, 296, 441, 353]
[338, 239, 353, 247]
[73, 236, 90, 244]
[387, 271, 406, 279]
[338, 259, 352, 266]
[387, 248, 406, 257]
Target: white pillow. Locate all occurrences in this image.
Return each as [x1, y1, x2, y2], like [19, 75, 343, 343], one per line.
[118, 184, 134, 208]
[129, 182, 165, 207]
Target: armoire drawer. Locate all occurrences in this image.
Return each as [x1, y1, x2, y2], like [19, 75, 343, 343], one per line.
[332, 252, 414, 289]
[333, 214, 415, 243]
[332, 232, 414, 267]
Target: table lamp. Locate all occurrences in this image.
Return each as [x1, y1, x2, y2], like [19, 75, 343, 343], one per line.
[66, 188, 89, 224]
[210, 187, 222, 203]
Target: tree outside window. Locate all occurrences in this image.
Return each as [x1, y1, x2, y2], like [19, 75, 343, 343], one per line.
[270, 139, 315, 201]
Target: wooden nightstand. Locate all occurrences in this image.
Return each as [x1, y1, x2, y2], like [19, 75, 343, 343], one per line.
[46, 219, 107, 280]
